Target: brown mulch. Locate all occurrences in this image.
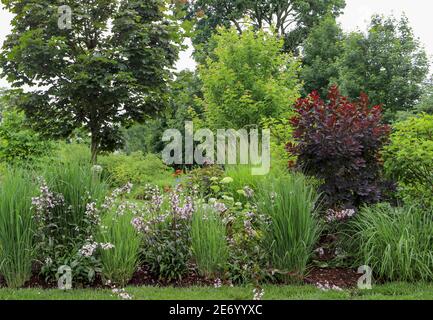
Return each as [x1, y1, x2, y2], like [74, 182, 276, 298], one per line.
[0, 263, 360, 289]
[128, 264, 215, 287]
[304, 267, 360, 289]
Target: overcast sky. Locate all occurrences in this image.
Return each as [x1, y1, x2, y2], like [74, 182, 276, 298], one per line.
[1, 0, 433, 88]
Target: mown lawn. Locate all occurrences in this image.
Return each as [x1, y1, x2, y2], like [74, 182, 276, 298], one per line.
[0, 283, 432, 300]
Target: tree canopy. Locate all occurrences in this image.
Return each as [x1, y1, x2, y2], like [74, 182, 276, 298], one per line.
[300, 14, 342, 97]
[338, 15, 430, 121]
[301, 14, 430, 121]
[183, 0, 346, 58]
[199, 26, 301, 130]
[0, 0, 179, 162]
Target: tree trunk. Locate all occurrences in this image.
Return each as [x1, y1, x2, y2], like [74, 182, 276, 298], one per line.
[91, 134, 99, 165]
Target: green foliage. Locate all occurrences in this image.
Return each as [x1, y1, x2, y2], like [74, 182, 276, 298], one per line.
[0, 168, 37, 288]
[415, 81, 433, 115]
[255, 174, 321, 282]
[184, 0, 346, 58]
[140, 187, 193, 281]
[99, 152, 174, 189]
[166, 70, 205, 132]
[191, 205, 228, 278]
[0, 90, 53, 164]
[211, 197, 269, 284]
[121, 70, 204, 158]
[36, 151, 109, 283]
[348, 203, 433, 282]
[383, 114, 433, 206]
[301, 15, 343, 97]
[261, 114, 297, 172]
[0, 0, 180, 162]
[97, 209, 141, 286]
[337, 15, 429, 121]
[0, 108, 52, 164]
[186, 165, 225, 196]
[224, 165, 265, 202]
[43, 157, 108, 230]
[200, 27, 301, 130]
[121, 119, 168, 155]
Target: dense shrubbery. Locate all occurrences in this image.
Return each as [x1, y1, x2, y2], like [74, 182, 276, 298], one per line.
[287, 86, 391, 209]
[0, 109, 53, 164]
[99, 152, 174, 189]
[186, 165, 225, 196]
[383, 114, 433, 206]
[133, 185, 194, 281]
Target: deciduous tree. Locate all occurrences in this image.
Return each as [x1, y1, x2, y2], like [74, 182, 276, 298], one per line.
[0, 0, 179, 163]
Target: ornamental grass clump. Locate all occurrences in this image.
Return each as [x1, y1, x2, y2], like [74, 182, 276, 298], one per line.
[191, 204, 228, 278]
[0, 168, 38, 288]
[97, 204, 141, 286]
[348, 203, 433, 282]
[255, 174, 321, 282]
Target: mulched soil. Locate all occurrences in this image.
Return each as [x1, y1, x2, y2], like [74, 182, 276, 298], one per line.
[304, 267, 360, 289]
[128, 264, 215, 287]
[0, 263, 360, 289]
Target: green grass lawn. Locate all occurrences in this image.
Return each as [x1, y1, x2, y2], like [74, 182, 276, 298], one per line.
[0, 283, 432, 300]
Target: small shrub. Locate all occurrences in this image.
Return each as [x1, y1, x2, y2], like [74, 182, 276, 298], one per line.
[99, 152, 174, 189]
[224, 165, 264, 202]
[132, 185, 193, 281]
[0, 168, 37, 288]
[287, 86, 391, 208]
[222, 201, 269, 284]
[383, 114, 433, 206]
[191, 204, 228, 278]
[186, 165, 224, 196]
[97, 207, 141, 286]
[348, 203, 433, 282]
[255, 174, 321, 282]
[35, 153, 109, 284]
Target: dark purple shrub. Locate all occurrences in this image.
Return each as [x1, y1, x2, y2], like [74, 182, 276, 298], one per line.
[287, 86, 391, 209]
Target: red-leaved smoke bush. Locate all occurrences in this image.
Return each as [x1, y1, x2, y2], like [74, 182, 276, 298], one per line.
[287, 85, 392, 209]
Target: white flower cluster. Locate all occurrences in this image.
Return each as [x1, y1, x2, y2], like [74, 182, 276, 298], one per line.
[79, 238, 115, 257]
[214, 278, 222, 288]
[31, 180, 65, 220]
[170, 189, 195, 219]
[213, 202, 228, 213]
[112, 288, 132, 300]
[325, 208, 355, 223]
[253, 288, 265, 300]
[102, 183, 133, 210]
[130, 185, 195, 233]
[315, 281, 343, 291]
[85, 202, 100, 224]
[243, 186, 254, 198]
[106, 280, 133, 300]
